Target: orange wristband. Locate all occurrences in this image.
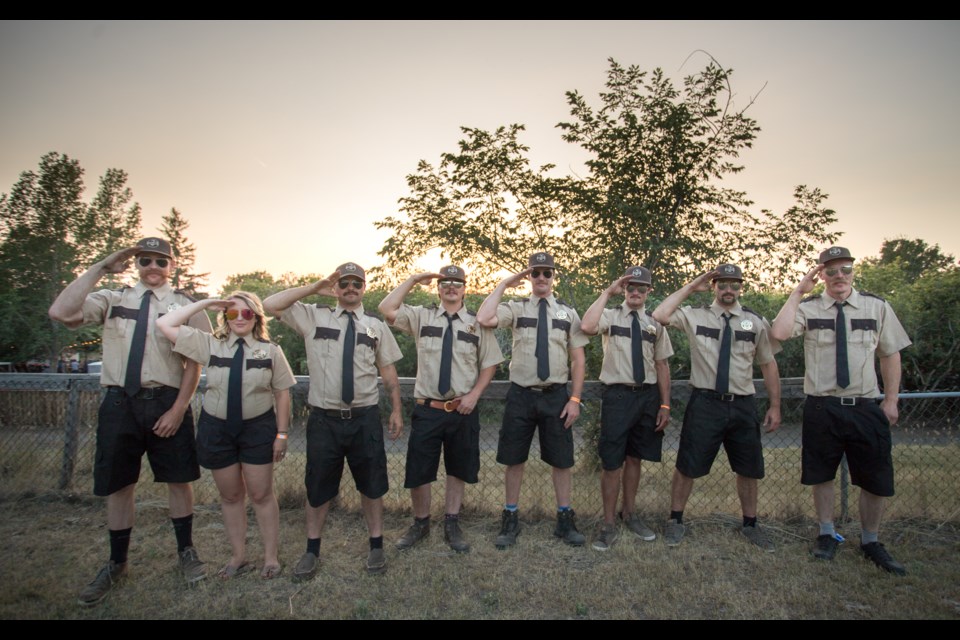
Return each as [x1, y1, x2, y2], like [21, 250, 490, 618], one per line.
[569, 396, 581, 404]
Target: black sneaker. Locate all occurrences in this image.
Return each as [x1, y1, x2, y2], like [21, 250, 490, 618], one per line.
[553, 509, 586, 546]
[77, 561, 127, 606]
[494, 509, 520, 549]
[812, 534, 839, 561]
[861, 542, 906, 576]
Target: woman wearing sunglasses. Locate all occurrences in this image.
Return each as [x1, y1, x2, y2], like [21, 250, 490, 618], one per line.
[157, 291, 296, 580]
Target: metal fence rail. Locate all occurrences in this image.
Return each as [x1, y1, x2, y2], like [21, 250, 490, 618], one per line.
[1, 374, 958, 523]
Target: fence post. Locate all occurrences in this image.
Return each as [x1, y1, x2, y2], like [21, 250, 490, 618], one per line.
[839, 454, 849, 522]
[59, 378, 81, 490]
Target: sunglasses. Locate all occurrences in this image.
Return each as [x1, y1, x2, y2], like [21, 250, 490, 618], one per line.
[438, 280, 465, 289]
[530, 269, 553, 279]
[138, 257, 169, 268]
[716, 282, 742, 291]
[225, 308, 255, 321]
[824, 265, 854, 277]
[626, 284, 650, 294]
[338, 279, 363, 290]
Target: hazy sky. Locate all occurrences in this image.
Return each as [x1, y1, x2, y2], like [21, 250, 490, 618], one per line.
[2, 20, 958, 293]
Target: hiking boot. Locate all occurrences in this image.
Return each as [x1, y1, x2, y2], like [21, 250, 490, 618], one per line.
[664, 519, 685, 547]
[178, 546, 206, 584]
[444, 518, 470, 553]
[741, 524, 775, 553]
[366, 547, 387, 574]
[592, 523, 619, 551]
[395, 518, 430, 551]
[77, 561, 127, 606]
[553, 509, 586, 546]
[812, 534, 839, 561]
[494, 509, 521, 549]
[292, 551, 319, 582]
[861, 542, 906, 576]
[621, 511, 656, 541]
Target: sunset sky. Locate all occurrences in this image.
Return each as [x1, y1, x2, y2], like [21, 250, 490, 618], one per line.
[2, 20, 958, 293]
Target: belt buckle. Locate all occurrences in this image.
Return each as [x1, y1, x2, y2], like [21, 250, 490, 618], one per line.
[340, 408, 353, 420]
[720, 393, 735, 402]
[139, 387, 157, 400]
[840, 397, 856, 406]
[443, 400, 457, 413]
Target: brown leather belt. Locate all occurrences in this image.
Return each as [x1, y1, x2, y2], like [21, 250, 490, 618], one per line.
[416, 398, 461, 413]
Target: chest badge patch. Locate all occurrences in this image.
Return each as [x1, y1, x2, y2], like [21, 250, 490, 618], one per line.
[555, 310, 568, 320]
[252, 348, 268, 360]
[740, 319, 753, 331]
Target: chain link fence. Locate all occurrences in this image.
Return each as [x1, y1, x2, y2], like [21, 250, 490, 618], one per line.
[1, 374, 958, 524]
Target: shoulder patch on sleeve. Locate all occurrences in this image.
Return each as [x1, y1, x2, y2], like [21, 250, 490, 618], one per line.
[800, 294, 821, 304]
[364, 309, 384, 320]
[465, 308, 477, 316]
[859, 290, 887, 302]
[173, 289, 200, 303]
[556, 299, 573, 308]
[315, 303, 334, 311]
[739, 306, 767, 322]
[426, 303, 439, 310]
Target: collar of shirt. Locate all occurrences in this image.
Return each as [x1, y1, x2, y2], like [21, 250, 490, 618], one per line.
[335, 303, 365, 318]
[709, 300, 742, 319]
[619, 301, 646, 318]
[822, 288, 860, 310]
[133, 280, 172, 301]
[431, 304, 465, 322]
[229, 333, 249, 349]
[528, 294, 557, 307]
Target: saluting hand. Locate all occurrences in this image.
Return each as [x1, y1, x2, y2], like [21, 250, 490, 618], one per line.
[413, 272, 443, 286]
[99, 246, 140, 275]
[502, 267, 534, 289]
[795, 265, 823, 295]
[690, 270, 719, 292]
[314, 270, 342, 297]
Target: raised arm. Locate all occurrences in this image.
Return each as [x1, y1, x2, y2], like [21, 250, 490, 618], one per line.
[476, 268, 532, 328]
[378, 272, 440, 323]
[156, 298, 229, 343]
[770, 265, 823, 342]
[48, 246, 139, 327]
[581, 275, 631, 335]
[263, 270, 340, 316]
[650, 270, 716, 326]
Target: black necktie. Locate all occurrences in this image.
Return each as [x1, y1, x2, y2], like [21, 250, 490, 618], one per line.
[342, 311, 356, 405]
[438, 312, 454, 395]
[835, 302, 850, 388]
[715, 313, 732, 394]
[536, 298, 549, 381]
[227, 338, 245, 429]
[123, 291, 151, 397]
[631, 310, 645, 385]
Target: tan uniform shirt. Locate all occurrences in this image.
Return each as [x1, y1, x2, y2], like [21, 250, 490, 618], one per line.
[173, 326, 296, 419]
[279, 301, 402, 409]
[495, 294, 590, 387]
[596, 303, 673, 386]
[392, 303, 504, 400]
[790, 290, 912, 397]
[81, 281, 212, 388]
[667, 301, 779, 396]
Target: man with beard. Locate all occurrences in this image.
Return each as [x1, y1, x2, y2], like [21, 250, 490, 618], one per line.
[264, 262, 403, 578]
[379, 265, 503, 553]
[652, 264, 781, 550]
[581, 266, 673, 550]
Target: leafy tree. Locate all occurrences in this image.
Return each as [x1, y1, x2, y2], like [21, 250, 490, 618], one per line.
[375, 56, 840, 295]
[866, 236, 956, 282]
[76, 168, 142, 287]
[0, 153, 87, 366]
[160, 207, 208, 297]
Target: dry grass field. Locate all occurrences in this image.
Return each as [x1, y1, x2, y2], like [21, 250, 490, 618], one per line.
[1, 491, 958, 620]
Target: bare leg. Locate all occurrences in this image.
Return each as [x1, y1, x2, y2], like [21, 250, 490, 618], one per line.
[670, 469, 695, 512]
[211, 464, 248, 567]
[812, 481, 835, 524]
[444, 476, 465, 515]
[305, 500, 332, 540]
[552, 466, 572, 507]
[106, 483, 137, 530]
[600, 468, 622, 525]
[504, 463, 525, 505]
[361, 495, 383, 538]
[242, 462, 279, 569]
[859, 489, 886, 534]
[736, 474, 758, 518]
[410, 484, 431, 519]
[621, 455, 642, 515]
[167, 482, 194, 519]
